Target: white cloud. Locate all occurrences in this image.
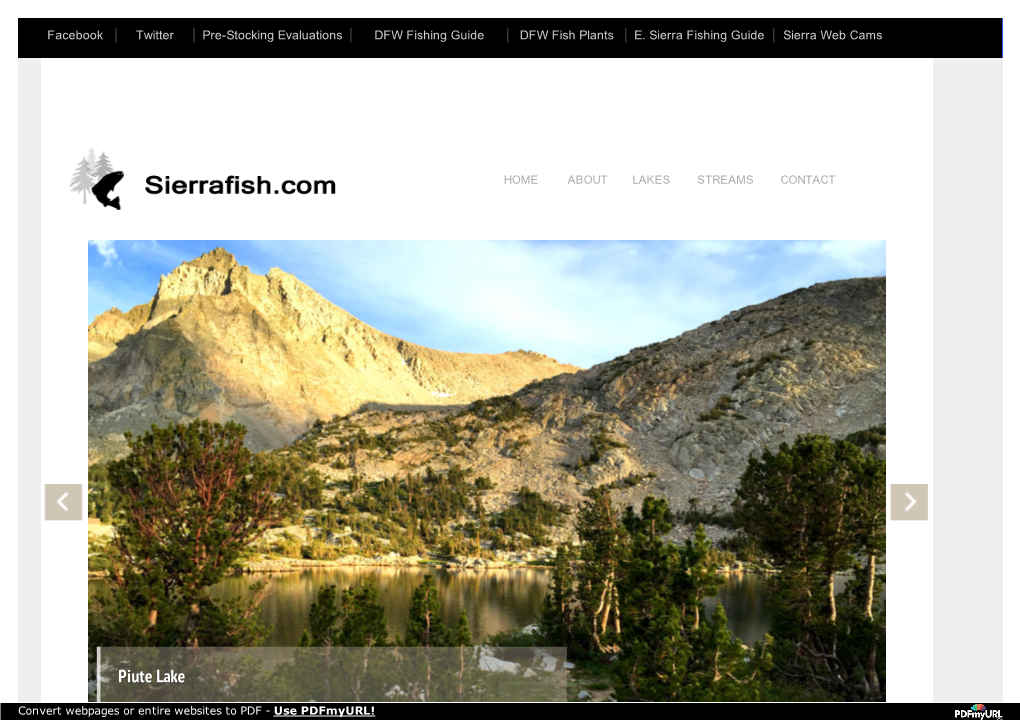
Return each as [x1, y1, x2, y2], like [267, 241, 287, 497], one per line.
[88, 239, 118, 266]
[783, 240, 886, 270]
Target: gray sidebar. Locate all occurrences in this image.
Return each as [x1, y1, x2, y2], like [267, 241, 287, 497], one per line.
[933, 58, 1003, 701]
[18, 57, 42, 702]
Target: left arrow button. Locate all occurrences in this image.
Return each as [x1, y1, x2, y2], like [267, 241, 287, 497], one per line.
[45, 484, 82, 521]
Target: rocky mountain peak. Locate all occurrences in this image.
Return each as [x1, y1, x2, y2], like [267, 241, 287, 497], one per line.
[155, 247, 241, 301]
[184, 247, 239, 273]
[88, 250, 580, 459]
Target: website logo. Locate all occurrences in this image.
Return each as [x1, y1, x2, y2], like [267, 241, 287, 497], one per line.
[956, 705, 1002, 719]
[70, 148, 122, 210]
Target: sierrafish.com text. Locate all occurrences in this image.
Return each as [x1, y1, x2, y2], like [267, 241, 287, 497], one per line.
[145, 176, 336, 196]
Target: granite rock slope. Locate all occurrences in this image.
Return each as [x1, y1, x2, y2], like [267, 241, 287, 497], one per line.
[87, 248, 579, 459]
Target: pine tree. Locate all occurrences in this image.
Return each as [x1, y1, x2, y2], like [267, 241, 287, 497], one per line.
[848, 447, 886, 620]
[538, 544, 574, 648]
[452, 610, 472, 699]
[291, 582, 390, 702]
[680, 524, 723, 631]
[405, 575, 447, 647]
[299, 584, 343, 648]
[612, 497, 767, 701]
[620, 498, 679, 640]
[89, 420, 291, 648]
[452, 610, 472, 647]
[575, 486, 627, 654]
[614, 598, 691, 701]
[852, 448, 886, 699]
[338, 583, 388, 647]
[614, 498, 691, 700]
[70, 157, 94, 203]
[737, 434, 885, 625]
[95, 151, 114, 179]
[736, 436, 834, 628]
[684, 604, 772, 701]
[87, 147, 98, 174]
[735, 433, 887, 698]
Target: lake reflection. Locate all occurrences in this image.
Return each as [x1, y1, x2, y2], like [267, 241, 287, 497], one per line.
[212, 567, 551, 647]
[704, 573, 773, 645]
[89, 568, 878, 647]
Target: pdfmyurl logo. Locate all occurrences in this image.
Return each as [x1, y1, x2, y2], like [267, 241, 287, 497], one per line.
[70, 147, 123, 210]
[956, 705, 1002, 719]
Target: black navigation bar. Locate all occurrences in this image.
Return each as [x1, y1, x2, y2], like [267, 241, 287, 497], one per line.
[19, 18, 1003, 58]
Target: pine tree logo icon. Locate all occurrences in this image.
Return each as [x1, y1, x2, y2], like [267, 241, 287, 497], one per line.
[71, 148, 122, 210]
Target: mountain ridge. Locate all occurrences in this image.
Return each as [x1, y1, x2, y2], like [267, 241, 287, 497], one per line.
[88, 249, 885, 536]
[279, 275, 885, 538]
[87, 248, 580, 459]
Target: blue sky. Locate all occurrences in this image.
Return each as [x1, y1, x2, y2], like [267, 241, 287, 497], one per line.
[88, 240, 885, 369]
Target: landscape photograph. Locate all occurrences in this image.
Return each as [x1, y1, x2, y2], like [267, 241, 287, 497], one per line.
[87, 240, 887, 702]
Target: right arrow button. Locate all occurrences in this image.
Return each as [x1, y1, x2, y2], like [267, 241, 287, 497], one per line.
[891, 484, 928, 521]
